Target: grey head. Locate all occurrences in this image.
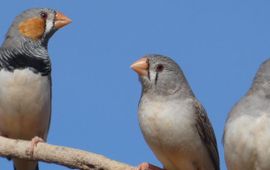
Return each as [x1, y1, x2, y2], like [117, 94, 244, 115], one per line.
[249, 59, 270, 95]
[224, 59, 270, 129]
[131, 54, 193, 97]
[2, 8, 71, 49]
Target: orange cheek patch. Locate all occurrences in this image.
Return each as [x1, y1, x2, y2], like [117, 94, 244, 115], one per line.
[18, 18, 45, 40]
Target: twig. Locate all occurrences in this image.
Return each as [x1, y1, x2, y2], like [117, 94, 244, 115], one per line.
[0, 136, 136, 170]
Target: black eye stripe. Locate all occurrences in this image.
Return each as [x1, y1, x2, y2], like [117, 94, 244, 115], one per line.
[53, 11, 57, 23]
[147, 60, 151, 80]
[155, 72, 159, 85]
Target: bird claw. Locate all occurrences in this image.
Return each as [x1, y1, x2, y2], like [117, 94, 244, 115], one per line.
[137, 162, 163, 170]
[26, 136, 44, 157]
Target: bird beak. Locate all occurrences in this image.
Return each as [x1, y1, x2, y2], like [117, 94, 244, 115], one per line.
[131, 57, 149, 76]
[54, 12, 72, 29]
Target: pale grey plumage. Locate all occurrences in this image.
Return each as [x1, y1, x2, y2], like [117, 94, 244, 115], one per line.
[134, 55, 219, 170]
[224, 59, 270, 170]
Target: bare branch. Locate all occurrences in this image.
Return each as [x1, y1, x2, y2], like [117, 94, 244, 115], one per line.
[0, 136, 136, 170]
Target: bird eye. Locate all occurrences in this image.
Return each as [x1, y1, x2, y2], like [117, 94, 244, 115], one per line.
[156, 64, 164, 72]
[40, 12, 48, 19]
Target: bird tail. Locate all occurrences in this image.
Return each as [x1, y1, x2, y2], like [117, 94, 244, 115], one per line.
[13, 159, 39, 170]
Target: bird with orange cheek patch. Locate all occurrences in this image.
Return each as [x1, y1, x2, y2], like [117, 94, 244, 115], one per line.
[0, 8, 71, 170]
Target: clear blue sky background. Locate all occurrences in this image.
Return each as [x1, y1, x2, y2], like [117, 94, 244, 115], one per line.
[0, 1, 270, 170]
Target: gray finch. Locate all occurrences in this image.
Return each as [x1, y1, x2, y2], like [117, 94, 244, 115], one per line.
[131, 55, 219, 170]
[224, 59, 270, 170]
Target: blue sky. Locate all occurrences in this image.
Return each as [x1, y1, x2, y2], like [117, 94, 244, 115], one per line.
[1, 1, 270, 170]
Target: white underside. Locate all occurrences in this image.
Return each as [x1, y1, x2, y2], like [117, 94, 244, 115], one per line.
[0, 69, 51, 140]
[224, 114, 270, 170]
[139, 97, 214, 170]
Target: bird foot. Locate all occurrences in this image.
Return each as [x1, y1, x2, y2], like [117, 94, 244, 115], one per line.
[137, 162, 163, 170]
[26, 136, 44, 157]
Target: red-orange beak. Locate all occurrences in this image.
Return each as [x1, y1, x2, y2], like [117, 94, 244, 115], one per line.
[130, 57, 149, 76]
[54, 12, 72, 29]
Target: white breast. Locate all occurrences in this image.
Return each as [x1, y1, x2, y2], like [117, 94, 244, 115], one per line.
[224, 114, 270, 170]
[0, 69, 51, 140]
[139, 98, 196, 147]
[138, 97, 213, 170]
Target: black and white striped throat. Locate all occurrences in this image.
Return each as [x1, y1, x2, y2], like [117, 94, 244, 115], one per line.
[0, 48, 51, 76]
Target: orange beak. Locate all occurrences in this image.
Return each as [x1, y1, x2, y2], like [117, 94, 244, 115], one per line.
[54, 12, 72, 29]
[130, 57, 149, 76]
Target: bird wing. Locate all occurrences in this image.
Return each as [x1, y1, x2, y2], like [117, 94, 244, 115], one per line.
[43, 75, 52, 140]
[194, 101, 220, 170]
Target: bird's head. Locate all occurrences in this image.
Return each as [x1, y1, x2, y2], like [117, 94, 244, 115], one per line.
[2, 8, 72, 48]
[131, 54, 191, 96]
[251, 59, 270, 93]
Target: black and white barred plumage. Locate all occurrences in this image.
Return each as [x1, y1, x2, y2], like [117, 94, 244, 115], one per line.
[0, 8, 71, 170]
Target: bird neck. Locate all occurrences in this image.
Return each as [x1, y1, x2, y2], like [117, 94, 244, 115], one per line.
[0, 43, 51, 76]
[2, 30, 49, 50]
[249, 71, 270, 97]
[143, 81, 194, 99]
[249, 82, 270, 98]
[2, 39, 48, 58]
